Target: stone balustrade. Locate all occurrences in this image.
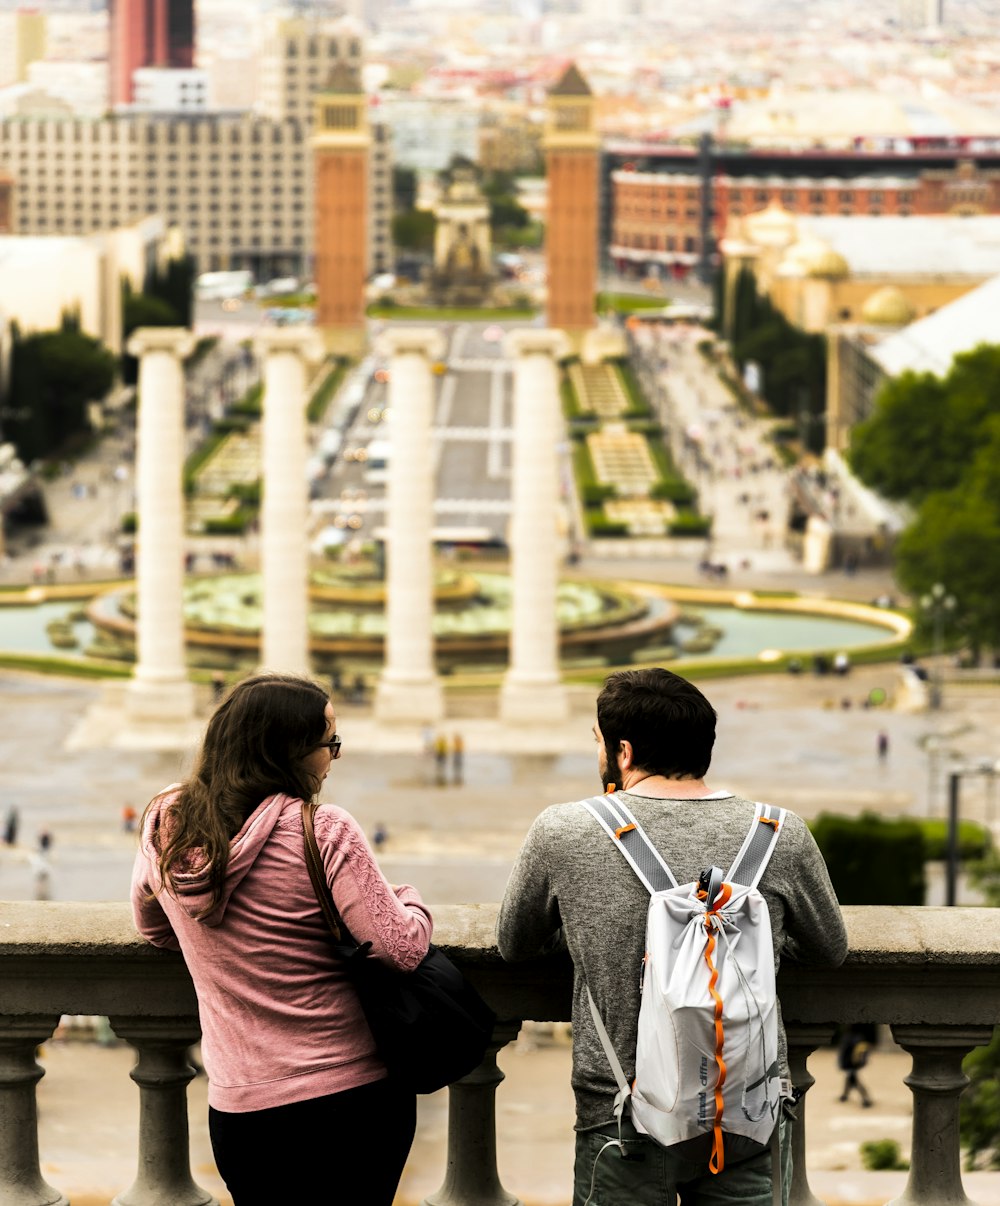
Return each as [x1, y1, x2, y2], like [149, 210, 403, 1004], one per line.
[1, 902, 998, 1206]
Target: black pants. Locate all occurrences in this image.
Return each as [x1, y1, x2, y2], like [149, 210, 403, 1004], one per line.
[209, 1076, 416, 1205]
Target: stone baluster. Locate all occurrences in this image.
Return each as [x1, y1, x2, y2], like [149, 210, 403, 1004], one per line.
[0, 1015, 67, 1206]
[887, 1024, 994, 1206]
[257, 329, 325, 675]
[126, 327, 197, 725]
[499, 329, 570, 726]
[109, 1017, 217, 1206]
[374, 328, 445, 724]
[785, 1023, 835, 1206]
[422, 1020, 523, 1206]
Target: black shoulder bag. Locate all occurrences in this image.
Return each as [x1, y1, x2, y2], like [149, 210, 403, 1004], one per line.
[301, 802, 496, 1094]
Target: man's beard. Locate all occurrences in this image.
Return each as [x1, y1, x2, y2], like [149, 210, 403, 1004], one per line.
[600, 743, 618, 792]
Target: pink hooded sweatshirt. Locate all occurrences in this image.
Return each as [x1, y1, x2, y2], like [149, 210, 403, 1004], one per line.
[131, 790, 432, 1113]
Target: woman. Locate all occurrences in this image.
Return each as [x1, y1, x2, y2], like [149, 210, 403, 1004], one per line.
[131, 672, 431, 1204]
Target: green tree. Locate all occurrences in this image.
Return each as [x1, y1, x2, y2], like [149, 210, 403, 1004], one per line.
[488, 195, 529, 230]
[391, 209, 435, 253]
[392, 165, 417, 214]
[895, 488, 1000, 655]
[147, 255, 195, 329]
[122, 289, 179, 386]
[5, 329, 117, 463]
[962, 1029, 1000, 1170]
[849, 345, 1000, 504]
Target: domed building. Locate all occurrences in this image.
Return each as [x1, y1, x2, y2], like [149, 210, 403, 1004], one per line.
[860, 286, 917, 327]
[721, 207, 1000, 454]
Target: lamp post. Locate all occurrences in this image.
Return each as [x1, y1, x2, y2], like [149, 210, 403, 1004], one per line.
[920, 582, 956, 710]
[945, 759, 1000, 906]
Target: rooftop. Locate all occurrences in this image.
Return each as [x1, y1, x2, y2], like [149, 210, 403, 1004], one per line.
[790, 214, 1000, 278]
[870, 272, 1000, 377]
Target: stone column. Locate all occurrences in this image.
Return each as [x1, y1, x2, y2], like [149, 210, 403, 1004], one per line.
[126, 328, 196, 724]
[110, 1016, 217, 1206]
[500, 330, 570, 725]
[374, 329, 444, 724]
[785, 1023, 836, 1206]
[887, 1024, 994, 1206]
[257, 329, 325, 676]
[422, 1021, 523, 1206]
[0, 1014, 68, 1206]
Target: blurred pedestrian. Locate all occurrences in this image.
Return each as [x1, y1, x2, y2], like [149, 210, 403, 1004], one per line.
[373, 821, 388, 852]
[122, 805, 137, 834]
[877, 730, 889, 762]
[3, 805, 19, 846]
[434, 733, 448, 787]
[838, 1026, 874, 1108]
[38, 829, 53, 853]
[451, 733, 464, 786]
[31, 853, 51, 902]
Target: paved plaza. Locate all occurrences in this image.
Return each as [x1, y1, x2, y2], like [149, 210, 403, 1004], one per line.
[12, 652, 1000, 1204]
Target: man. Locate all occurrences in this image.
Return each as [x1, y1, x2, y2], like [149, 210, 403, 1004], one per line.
[497, 668, 847, 1205]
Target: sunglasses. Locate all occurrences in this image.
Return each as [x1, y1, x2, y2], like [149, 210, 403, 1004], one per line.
[315, 735, 342, 759]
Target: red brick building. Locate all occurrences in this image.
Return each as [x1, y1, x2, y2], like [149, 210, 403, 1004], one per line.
[109, 0, 195, 106]
[607, 144, 1000, 277]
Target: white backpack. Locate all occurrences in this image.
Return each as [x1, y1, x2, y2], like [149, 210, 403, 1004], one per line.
[583, 793, 790, 1180]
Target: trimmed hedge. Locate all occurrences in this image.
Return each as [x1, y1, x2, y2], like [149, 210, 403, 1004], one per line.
[581, 483, 617, 506]
[204, 509, 254, 535]
[809, 812, 926, 905]
[588, 518, 629, 538]
[651, 478, 698, 506]
[669, 513, 712, 538]
[307, 360, 348, 424]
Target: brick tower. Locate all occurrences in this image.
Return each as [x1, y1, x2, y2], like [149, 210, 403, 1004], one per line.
[313, 63, 370, 357]
[544, 63, 600, 347]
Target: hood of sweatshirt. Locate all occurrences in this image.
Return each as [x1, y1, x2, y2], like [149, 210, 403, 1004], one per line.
[141, 789, 290, 927]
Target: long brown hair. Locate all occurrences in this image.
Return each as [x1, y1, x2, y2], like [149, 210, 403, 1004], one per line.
[148, 672, 330, 913]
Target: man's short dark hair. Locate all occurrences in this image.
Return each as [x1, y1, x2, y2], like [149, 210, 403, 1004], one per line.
[597, 668, 717, 781]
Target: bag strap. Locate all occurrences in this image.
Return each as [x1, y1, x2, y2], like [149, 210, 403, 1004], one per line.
[586, 984, 632, 1137]
[726, 803, 787, 891]
[301, 801, 343, 941]
[582, 794, 677, 894]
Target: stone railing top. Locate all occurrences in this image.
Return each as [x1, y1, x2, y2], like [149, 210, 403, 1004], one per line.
[2, 902, 1000, 1029]
[2, 901, 999, 966]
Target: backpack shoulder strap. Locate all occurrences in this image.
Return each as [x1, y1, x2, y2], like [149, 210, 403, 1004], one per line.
[582, 794, 678, 894]
[726, 802, 787, 890]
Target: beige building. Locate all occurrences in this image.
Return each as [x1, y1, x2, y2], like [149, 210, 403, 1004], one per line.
[0, 18, 392, 279]
[257, 11, 364, 126]
[723, 204, 1000, 337]
[0, 10, 47, 88]
[0, 215, 173, 351]
[722, 203, 1000, 451]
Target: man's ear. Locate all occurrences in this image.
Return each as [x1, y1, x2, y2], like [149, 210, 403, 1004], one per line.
[618, 739, 634, 771]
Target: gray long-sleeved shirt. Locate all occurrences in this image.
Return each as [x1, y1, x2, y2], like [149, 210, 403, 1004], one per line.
[497, 791, 848, 1132]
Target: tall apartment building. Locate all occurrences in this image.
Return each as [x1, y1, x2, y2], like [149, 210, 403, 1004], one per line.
[110, 0, 195, 106]
[257, 12, 364, 126]
[0, 18, 393, 278]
